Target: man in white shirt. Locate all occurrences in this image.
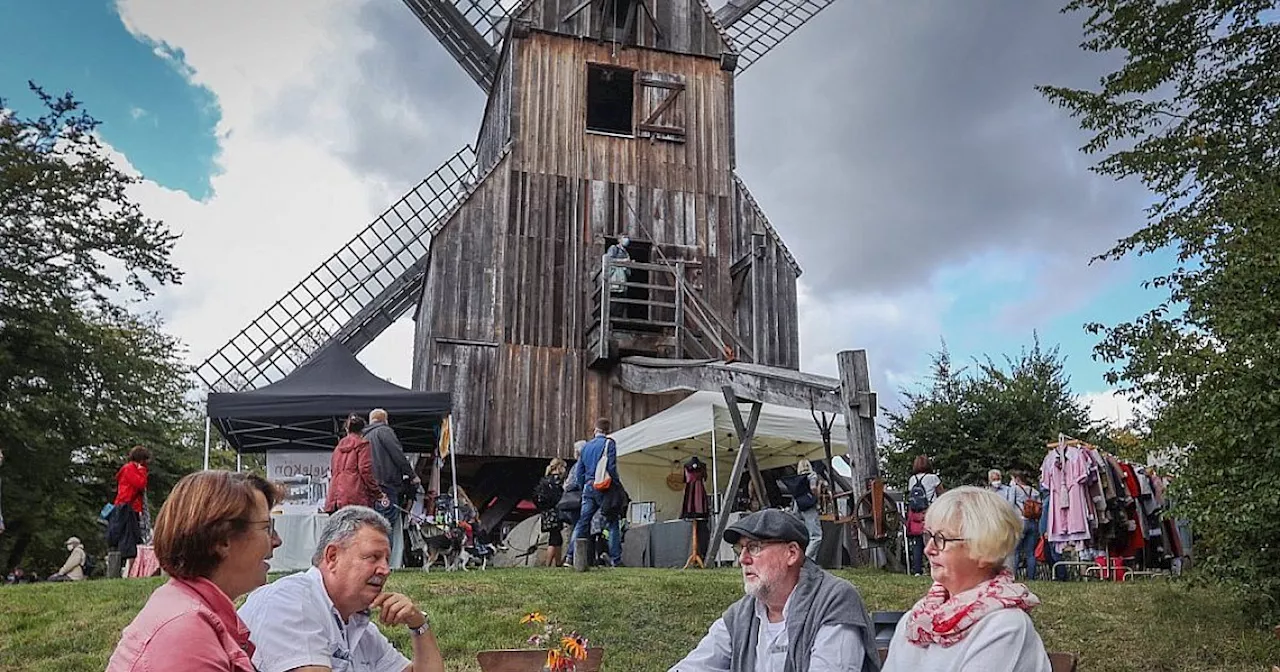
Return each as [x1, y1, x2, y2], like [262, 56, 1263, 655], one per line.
[239, 506, 445, 672]
[669, 509, 881, 672]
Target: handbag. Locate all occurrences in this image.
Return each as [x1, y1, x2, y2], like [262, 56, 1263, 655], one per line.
[1034, 536, 1049, 563]
[592, 439, 616, 491]
[99, 503, 115, 520]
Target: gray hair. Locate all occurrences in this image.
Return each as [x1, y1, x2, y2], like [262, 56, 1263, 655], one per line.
[312, 505, 390, 566]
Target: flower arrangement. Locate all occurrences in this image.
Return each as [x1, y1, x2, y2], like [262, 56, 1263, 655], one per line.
[521, 611, 589, 672]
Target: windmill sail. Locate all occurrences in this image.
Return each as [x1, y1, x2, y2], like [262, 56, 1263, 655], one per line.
[716, 0, 837, 73]
[196, 145, 479, 392]
[401, 0, 512, 90]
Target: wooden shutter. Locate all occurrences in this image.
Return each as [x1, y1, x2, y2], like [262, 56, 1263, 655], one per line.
[636, 72, 686, 143]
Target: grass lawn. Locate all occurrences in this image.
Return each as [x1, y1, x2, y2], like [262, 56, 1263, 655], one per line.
[0, 567, 1277, 671]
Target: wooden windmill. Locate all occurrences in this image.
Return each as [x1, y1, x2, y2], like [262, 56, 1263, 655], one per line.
[198, 0, 886, 557]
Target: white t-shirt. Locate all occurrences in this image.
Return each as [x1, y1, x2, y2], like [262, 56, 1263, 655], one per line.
[238, 567, 411, 672]
[908, 474, 941, 505]
[881, 608, 1052, 672]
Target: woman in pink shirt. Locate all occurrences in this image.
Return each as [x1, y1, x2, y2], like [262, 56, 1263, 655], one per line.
[107, 470, 284, 671]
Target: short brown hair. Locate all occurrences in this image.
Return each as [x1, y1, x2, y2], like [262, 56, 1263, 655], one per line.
[153, 470, 284, 579]
[912, 455, 932, 474]
[595, 417, 612, 434]
[128, 445, 151, 464]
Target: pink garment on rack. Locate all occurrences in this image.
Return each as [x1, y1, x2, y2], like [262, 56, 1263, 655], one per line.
[1040, 447, 1092, 543]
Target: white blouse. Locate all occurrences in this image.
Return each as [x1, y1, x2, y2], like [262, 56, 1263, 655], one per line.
[881, 608, 1052, 672]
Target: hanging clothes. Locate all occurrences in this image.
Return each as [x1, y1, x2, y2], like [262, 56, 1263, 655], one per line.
[681, 457, 709, 519]
[1040, 445, 1092, 544]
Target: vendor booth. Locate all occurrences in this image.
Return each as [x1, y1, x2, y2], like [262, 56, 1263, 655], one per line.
[610, 391, 851, 567]
[611, 390, 849, 521]
[206, 343, 451, 571]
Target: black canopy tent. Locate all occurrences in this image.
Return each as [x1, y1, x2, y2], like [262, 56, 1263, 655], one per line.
[207, 343, 451, 454]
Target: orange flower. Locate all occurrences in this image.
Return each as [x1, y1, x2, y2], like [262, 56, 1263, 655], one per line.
[522, 612, 547, 624]
[562, 636, 587, 660]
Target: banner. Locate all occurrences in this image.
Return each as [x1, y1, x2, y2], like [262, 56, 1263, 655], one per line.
[265, 451, 332, 514]
[438, 415, 451, 458]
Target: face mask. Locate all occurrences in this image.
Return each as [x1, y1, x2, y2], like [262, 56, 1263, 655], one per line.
[990, 480, 1002, 488]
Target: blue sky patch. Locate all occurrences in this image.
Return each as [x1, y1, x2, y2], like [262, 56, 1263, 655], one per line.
[0, 0, 221, 200]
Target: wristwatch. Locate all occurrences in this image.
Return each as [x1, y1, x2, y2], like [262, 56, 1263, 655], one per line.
[408, 612, 430, 637]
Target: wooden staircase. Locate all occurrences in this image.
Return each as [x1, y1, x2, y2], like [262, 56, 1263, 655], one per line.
[587, 257, 752, 368]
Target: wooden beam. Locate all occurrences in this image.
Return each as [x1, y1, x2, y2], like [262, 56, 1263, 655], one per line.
[616, 359, 845, 414]
[837, 349, 880, 566]
[706, 386, 763, 565]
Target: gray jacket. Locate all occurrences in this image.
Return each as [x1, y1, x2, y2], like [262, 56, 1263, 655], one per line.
[722, 560, 881, 672]
[363, 421, 414, 494]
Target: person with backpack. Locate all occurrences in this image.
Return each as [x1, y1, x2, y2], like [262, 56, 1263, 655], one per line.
[1009, 470, 1042, 580]
[534, 458, 568, 566]
[783, 459, 825, 561]
[905, 455, 943, 576]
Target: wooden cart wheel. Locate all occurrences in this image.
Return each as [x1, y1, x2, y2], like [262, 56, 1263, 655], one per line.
[854, 491, 903, 542]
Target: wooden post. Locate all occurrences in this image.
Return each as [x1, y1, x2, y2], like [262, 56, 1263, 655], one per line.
[599, 255, 611, 362]
[837, 349, 879, 566]
[706, 386, 763, 565]
[674, 261, 685, 357]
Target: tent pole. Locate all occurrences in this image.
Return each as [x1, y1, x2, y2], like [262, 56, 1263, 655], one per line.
[710, 429, 721, 516]
[203, 415, 211, 471]
[236, 449, 242, 473]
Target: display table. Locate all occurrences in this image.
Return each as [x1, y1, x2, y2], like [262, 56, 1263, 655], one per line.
[128, 545, 161, 578]
[621, 519, 710, 568]
[269, 512, 329, 572]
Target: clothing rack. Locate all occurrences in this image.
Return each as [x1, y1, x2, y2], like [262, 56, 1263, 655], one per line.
[1037, 437, 1189, 579]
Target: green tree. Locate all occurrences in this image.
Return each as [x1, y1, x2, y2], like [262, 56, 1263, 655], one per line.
[881, 339, 1096, 489]
[0, 85, 199, 573]
[1040, 1, 1280, 621]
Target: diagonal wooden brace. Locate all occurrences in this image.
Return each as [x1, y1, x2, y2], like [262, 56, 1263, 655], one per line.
[706, 385, 763, 565]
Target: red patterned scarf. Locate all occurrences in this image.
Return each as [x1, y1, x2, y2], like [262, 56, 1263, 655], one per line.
[903, 569, 1040, 647]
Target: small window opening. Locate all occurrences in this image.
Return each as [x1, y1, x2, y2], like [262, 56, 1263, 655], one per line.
[586, 65, 634, 135]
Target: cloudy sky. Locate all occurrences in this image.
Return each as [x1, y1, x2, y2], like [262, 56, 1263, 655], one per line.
[2, 0, 1166, 425]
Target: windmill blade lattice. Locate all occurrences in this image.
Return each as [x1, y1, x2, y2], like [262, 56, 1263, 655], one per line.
[402, 0, 512, 90]
[720, 0, 837, 74]
[196, 145, 479, 392]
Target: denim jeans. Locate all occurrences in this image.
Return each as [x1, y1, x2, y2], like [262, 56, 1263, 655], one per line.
[1016, 519, 1039, 579]
[572, 489, 621, 565]
[797, 507, 822, 561]
[908, 535, 926, 575]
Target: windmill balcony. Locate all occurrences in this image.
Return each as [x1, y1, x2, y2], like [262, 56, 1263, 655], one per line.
[587, 257, 752, 368]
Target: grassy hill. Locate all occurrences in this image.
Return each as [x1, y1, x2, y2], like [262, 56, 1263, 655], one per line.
[0, 567, 1276, 671]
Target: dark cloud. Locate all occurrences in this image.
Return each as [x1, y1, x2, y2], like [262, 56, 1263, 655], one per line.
[731, 0, 1148, 297]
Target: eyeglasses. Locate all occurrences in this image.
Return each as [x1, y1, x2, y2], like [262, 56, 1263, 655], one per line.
[731, 540, 786, 557]
[922, 530, 966, 551]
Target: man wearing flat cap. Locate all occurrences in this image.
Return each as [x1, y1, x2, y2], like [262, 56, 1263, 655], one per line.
[669, 509, 881, 672]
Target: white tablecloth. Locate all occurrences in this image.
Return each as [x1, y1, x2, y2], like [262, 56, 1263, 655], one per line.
[269, 512, 329, 572]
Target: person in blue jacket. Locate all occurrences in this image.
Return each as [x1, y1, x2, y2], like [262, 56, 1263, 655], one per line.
[571, 418, 624, 567]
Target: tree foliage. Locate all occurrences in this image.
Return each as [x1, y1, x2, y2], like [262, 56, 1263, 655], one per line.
[881, 339, 1097, 490]
[0, 85, 202, 573]
[1040, 1, 1280, 622]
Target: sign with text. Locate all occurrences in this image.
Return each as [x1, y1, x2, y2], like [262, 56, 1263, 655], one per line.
[266, 451, 332, 514]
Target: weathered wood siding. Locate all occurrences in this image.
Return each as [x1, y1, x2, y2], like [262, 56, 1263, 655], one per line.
[410, 27, 806, 459]
[476, 40, 517, 173]
[512, 31, 734, 196]
[728, 179, 801, 369]
[517, 0, 729, 59]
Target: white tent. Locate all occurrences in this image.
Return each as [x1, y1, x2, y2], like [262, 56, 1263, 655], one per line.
[611, 391, 847, 523]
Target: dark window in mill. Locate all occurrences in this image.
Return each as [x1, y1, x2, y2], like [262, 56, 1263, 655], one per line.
[586, 65, 634, 135]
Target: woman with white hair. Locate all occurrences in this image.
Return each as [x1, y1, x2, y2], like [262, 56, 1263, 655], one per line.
[883, 486, 1051, 672]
